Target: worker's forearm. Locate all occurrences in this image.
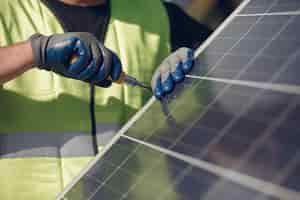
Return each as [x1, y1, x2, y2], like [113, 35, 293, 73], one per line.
[0, 42, 34, 84]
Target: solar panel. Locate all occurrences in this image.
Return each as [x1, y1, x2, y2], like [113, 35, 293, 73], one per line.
[57, 0, 300, 199]
[241, 0, 300, 14]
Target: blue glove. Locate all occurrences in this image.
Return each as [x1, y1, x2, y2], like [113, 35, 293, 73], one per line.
[29, 32, 122, 87]
[151, 48, 194, 99]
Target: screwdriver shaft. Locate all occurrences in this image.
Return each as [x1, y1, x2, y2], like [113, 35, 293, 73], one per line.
[123, 75, 152, 91]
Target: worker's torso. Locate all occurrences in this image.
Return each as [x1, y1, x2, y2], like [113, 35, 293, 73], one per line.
[0, 0, 170, 199]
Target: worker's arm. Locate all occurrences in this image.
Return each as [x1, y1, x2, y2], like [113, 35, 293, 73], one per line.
[0, 32, 122, 86]
[0, 42, 34, 84]
[151, 47, 194, 99]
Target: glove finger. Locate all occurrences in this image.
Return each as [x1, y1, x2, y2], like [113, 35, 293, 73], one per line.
[77, 60, 98, 80]
[171, 61, 185, 83]
[69, 39, 91, 74]
[95, 79, 112, 88]
[160, 59, 175, 93]
[176, 48, 194, 74]
[152, 54, 177, 98]
[165, 53, 185, 83]
[154, 76, 164, 99]
[160, 59, 172, 83]
[109, 52, 122, 81]
[162, 73, 174, 93]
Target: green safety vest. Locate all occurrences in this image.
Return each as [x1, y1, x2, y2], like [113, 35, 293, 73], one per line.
[0, 0, 170, 199]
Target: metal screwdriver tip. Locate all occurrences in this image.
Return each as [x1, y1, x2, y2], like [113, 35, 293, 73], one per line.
[124, 75, 152, 91]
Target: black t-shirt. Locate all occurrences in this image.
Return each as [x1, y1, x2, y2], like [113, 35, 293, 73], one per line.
[42, 0, 212, 51]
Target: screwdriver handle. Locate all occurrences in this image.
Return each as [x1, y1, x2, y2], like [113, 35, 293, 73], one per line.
[70, 54, 126, 84]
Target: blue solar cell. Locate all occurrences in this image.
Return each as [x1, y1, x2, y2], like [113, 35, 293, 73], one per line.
[193, 15, 300, 85]
[241, 0, 300, 14]
[61, 138, 283, 200]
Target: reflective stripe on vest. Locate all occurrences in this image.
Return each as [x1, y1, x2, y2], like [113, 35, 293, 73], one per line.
[96, 123, 120, 146]
[0, 124, 120, 158]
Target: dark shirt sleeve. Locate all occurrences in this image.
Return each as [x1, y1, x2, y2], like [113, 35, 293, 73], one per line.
[163, 2, 213, 52]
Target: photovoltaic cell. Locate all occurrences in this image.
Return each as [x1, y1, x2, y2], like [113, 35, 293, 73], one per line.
[193, 15, 300, 85]
[57, 0, 300, 199]
[61, 137, 282, 200]
[241, 0, 300, 14]
[124, 78, 300, 190]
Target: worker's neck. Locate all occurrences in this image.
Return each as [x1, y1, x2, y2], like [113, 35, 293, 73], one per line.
[58, 0, 106, 6]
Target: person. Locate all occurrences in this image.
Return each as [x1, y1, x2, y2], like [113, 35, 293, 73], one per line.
[0, 0, 213, 199]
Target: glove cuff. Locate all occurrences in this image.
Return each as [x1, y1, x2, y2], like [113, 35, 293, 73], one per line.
[28, 34, 51, 70]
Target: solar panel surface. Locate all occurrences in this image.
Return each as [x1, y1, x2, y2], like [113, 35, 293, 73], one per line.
[57, 0, 300, 199]
[241, 0, 300, 14]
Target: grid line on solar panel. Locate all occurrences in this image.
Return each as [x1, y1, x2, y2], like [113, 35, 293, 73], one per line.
[194, 18, 264, 77]
[192, 12, 290, 82]
[91, 185, 122, 200]
[180, 97, 300, 200]
[86, 143, 142, 200]
[118, 139, 241, 200]
[125, 81, 255, 151]
[240, 0, 300, 14]
[120, 74, 300, 195]
[105, 169, 144, 197]
[172, 92, 294, 166]
[84, 173, 124, 196]
[155, 168, 193, 200]
[186, 76, 300, 95]
[56, 96, 158, 200]
[122, 135, 300, 200]
[116, 155, 168, 199]
[93, 138, 277, 200]
[194, 15, 300, 85]
[196, 52, 300, 83]
[133, 77, 300, 183]
[154, 156, 228, 200]
[87, 139, 187, 200]
[90, 139, 197, 200]
[103, 160, 137, 178]
[86, 149, 158, 199]
[205, 152, 300, 200]
[118, 158, 168, 200]
[170, 30, 299, 152]
[192, 0, 252, 58]
[146, 110, 300, 163]
[237, 10, 300, 17]
[154, 166, 207, 200]
[273, 151, 300, 187]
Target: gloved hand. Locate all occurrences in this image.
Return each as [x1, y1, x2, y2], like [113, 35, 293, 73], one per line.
[29, 32, 122, 87]
[151, 48, 194, 99]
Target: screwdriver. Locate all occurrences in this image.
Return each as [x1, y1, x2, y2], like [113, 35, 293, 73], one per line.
[114, 71, 152, 91]
[70, 55, 152, 91]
